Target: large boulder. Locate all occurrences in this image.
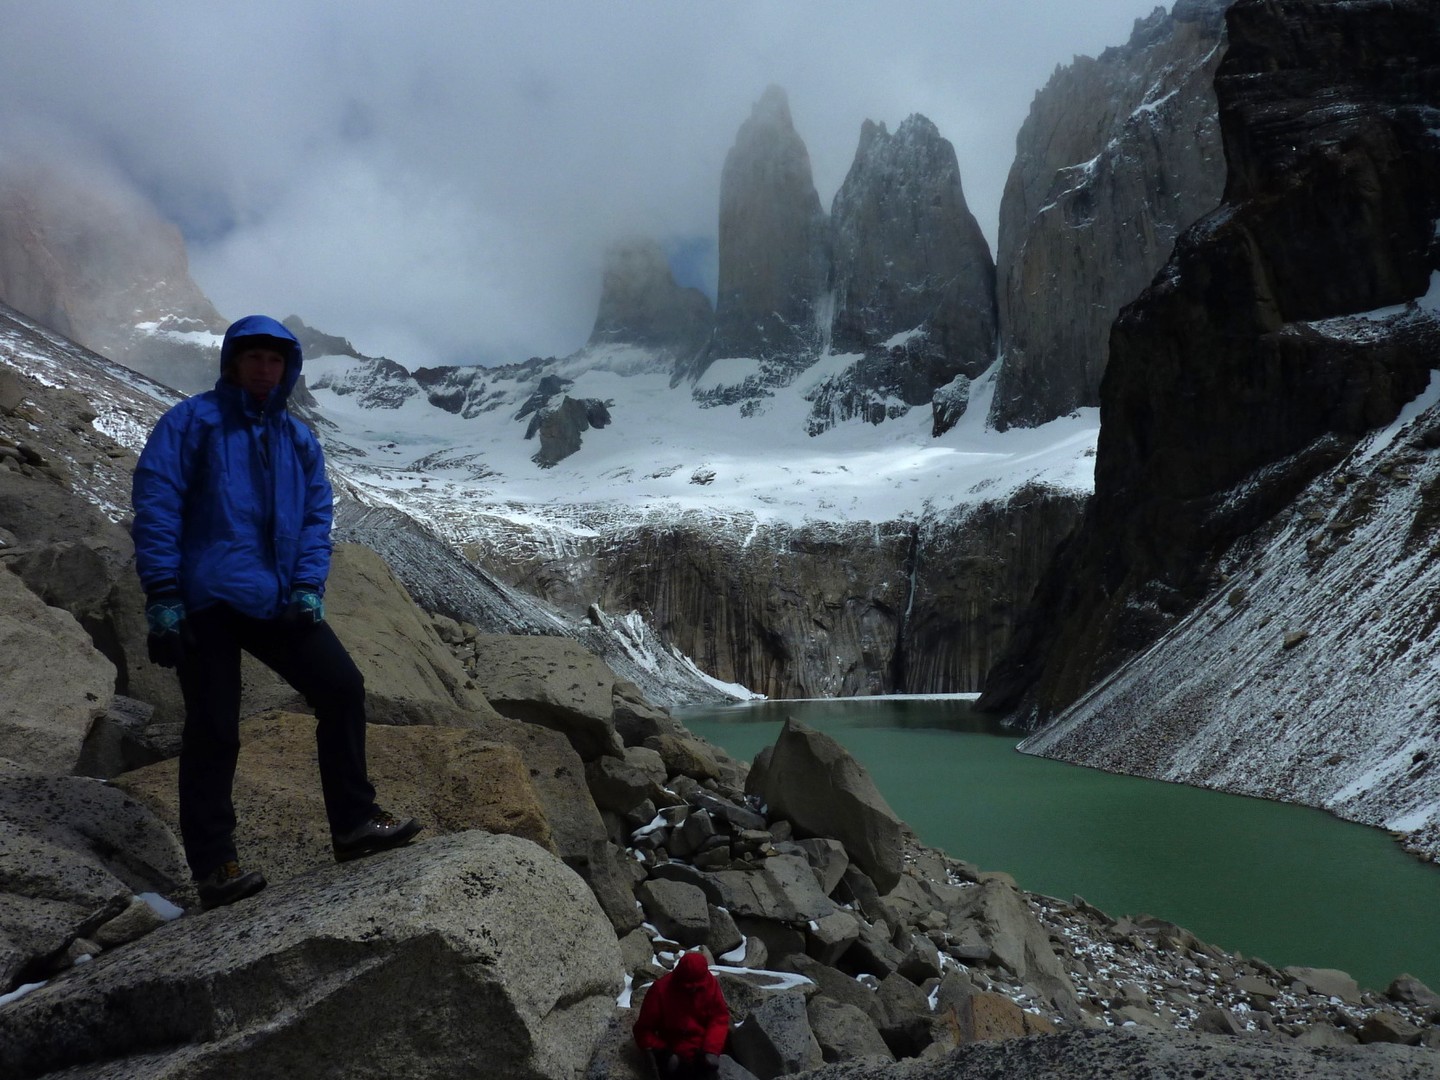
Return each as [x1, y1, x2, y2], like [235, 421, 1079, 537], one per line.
[946, 878, 1082, 1022]
[754, 718, 905, 891]
[321, 542, 501, 727]
[469, 633, 625, 760]
[0, 565, 114, 772]
[115, 712, 553, 889]
[0, 763, 186, 991]
[0, 831, 623, 1079]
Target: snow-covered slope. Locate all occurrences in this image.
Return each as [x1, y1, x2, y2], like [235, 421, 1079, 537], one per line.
[300, 341, 1097, 550]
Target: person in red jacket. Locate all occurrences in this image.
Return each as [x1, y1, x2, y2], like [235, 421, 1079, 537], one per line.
[633, 951, 730, 1078]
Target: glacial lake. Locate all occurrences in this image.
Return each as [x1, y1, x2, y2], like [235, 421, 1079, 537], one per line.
[676, 697, 1440, 995]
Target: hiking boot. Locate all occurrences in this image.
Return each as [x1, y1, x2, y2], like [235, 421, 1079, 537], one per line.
[332, 808, 422, 863]
[196, 860, 267, 910]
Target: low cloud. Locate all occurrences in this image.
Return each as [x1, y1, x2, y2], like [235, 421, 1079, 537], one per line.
[0, 0, 1158, 366]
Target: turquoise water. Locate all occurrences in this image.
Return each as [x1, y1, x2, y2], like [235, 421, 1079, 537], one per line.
[677, 697, 1440, 994]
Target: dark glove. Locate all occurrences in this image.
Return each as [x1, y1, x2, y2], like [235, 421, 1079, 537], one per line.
[145, 591, 195, 668]
[663, 1053, 681, 1076]
[280, 585, 325, 629]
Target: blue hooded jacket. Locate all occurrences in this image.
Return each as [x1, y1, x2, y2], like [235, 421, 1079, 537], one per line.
[132, 315, 333, 619]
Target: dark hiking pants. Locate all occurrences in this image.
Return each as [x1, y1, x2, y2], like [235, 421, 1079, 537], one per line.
[176, 603, 376, 878]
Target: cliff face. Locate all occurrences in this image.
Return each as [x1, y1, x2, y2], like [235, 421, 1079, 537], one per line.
[468, 490, 1085, 699]
[704, 86, 830, 373]
[981, 0, 1440, 722]
[989, 0, 1230, 430]
[0, 158, 226, 394]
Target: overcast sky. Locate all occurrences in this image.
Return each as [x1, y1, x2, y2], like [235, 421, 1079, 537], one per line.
[1, 1, 1161, 367]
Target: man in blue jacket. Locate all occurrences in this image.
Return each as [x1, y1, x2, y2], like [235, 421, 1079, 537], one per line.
[132, 314, 420, 910]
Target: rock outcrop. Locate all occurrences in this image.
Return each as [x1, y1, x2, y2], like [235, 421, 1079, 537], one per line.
[989, 0, 1230, 430]
[0, 832, 623, 1080]
[981, 0, 1440, 721]
[0, 153, 226, 395]
[818, 115, 996, 434]
[588, 238, 713, 362]
[703, 85, 830, 375]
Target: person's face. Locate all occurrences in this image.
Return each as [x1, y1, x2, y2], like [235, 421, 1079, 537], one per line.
[232, 347, 287, 402]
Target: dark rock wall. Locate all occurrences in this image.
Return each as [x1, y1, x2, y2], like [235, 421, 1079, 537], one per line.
[474, 490, 1086, 699]
[704, 86, 830, 373]
[981, 0, 1440, 722]
[989, 0, 1230, 430]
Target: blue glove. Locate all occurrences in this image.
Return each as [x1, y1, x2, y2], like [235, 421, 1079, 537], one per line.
[145, 592, 195, 668]
[280, 586, 325, 629]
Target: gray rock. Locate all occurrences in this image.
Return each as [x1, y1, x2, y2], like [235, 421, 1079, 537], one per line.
[672, 808, 718, 859]
[896, 933, 944, 985]
[612, 679, 679, 746]
[0, 567, 114, 773]
[0, 832, 622, 1080]
[1387, 973, 1440, 1011]
[587, 755, 667, 816]
[775, 1027, 1440, 1078]
[873, 971, 936, 1057]
[842, 917, 905, 979]
[324, 544, 503, 727]
[1358, 1012, 1424, 1046]
[756, 719, 905, 891]
[1284, 965, 1363, 1005]
[807, 998, 894, 1064]
[706, 904, 744, 959]
[1193, 1005, 1247, 1036]
[644, 733, 723, 782]
[0, 764, 185, 989]
[728, 992, 823, 1080]
[637, 878, 712, 948]
[735, 917, 807, 964]
[990, 1, 1227, 429]
[618, 927, 655, 975]
[470, 633, 626, 760]
[806, 910, 862, 967]
[622, 744, 668, 786]
[706, 854, 838, 923]
[946, 878, 1082, 1021]
[776, 837, 850, 895]
[782, 954, 880, 1022]
[1294, 1022, 1360, 1047]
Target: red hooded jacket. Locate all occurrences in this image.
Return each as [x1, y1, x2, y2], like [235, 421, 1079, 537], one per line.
[633, 952, 730, 1057]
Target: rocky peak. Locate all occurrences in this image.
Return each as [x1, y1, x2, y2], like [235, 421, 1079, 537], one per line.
[701, 85, 829, 376]
[830, 114, 996, 368]
[0, 155, 226, 394]
[587, 237, 712, 363]
[988, 0, 1229, 430]
[814, 113, 998, 434]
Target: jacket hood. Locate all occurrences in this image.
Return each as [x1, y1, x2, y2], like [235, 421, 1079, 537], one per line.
[220, 314, 303, 408]
[674, 951, 711, 986]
